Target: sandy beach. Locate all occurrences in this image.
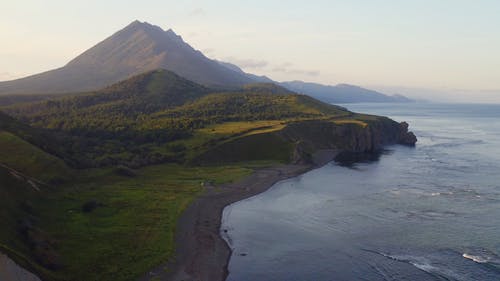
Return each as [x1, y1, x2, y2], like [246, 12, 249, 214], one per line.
[140, 149, 338, 281]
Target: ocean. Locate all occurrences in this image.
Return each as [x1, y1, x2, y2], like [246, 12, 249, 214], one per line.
[221, 103, 500, 281]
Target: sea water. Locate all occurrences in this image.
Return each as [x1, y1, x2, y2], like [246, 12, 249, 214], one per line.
[221, 103, 500, 281]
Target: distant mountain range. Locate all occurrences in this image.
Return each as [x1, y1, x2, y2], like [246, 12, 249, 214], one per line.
[280, 81, 413, 103]
[0, 20, 412, 103]
[214, 61, 411, 103]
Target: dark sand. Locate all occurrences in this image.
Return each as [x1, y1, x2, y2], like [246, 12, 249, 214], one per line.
[140, 150, 338, 281]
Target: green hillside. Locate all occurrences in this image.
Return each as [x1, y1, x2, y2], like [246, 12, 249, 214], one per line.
[0, 69, 413, 281]
[3, 70, 354, 168]
[0, 131, 71, 183]
[5, 69, 209, 131]
[0, 113, 253, 281]
[0, 112, 75, 280]
[0, 165, 54, 280]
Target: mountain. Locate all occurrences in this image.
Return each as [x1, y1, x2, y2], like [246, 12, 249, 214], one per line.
[215, 61, 412, 103]
[0, 21, 254, 95]
[3, 69, 352, 167]
[281, 81, 413, 103]
[6, 69, 210, 127]
[216, 60, 274, 83]
[0, 20, 410, 104]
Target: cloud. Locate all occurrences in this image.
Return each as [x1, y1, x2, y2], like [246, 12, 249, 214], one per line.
[289, 69, 320, 77]
[0, 71, 22, 81]
[218, 58, 319, 77]
[189, 8, 206, 17]
[479, 89, 500, 94]
[277, 62, 293, 68]
[224, 57, 268, 69]
[271, 62, 320, 77]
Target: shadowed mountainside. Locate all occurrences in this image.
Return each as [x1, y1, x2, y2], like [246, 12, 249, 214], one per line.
[0, 21, 253, 95]
[0, 20, 412, 105]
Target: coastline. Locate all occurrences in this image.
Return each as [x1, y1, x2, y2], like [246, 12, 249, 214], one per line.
[140, 149, 338, 281]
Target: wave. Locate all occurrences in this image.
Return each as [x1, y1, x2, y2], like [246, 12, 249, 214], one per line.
[363, 247, 500, 281]
[363, 248, 500, 281]
[463, 253, 490, 263]
[430, 139, 485, 149]
[362, 249, 445, 277]
[462, 248, 500, 265]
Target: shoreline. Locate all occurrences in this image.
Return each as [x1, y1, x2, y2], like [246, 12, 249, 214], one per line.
[140, 149, 338, 281]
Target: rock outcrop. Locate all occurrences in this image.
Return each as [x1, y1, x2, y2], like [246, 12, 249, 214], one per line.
[278, 118, 417, 163]
[397, 122, 418, 146]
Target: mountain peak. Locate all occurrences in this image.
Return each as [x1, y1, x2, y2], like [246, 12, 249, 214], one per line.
[58, 20, 252, 87]
[0, 21, 254, 95]
[164, 28, 184, 42]
[125, 21, 181, 36]
[129, 19, 142, 26]
[125, 20, 148, 29]
[99, 68, 209, 101]
[123, 20, 165, 34]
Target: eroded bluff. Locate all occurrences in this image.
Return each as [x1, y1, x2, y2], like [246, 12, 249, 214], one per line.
[278, 118, 417, 164]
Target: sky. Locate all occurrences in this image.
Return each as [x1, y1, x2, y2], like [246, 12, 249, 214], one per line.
[1, 0, 499, 102]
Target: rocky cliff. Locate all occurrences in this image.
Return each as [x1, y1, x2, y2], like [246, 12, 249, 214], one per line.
[196, 117, 417, 165]
[278, 118, 416, 164]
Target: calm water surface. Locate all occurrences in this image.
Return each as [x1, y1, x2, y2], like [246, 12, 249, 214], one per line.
[222, 103, 500, 281]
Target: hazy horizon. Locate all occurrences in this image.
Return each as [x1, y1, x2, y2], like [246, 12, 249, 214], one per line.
[1, 0, 499, 102]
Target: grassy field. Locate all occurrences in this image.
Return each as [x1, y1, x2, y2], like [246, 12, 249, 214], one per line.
[0, 114, 377, 280]
[331, 119, 368, 127]
[159, 120, 287, 162]
[0, 131, 72, 183]
[196, 131, 293, 165]
[31, 163, 253, 281]
[0, 125, 263, 280]
[1, 117, 294, 281]
[198, 120, 285, 135]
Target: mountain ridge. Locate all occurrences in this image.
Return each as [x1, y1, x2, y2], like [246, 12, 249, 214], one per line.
[280, 80, 413, 103]
[0, 20, 412, 103]
[0, 21, 253, 95]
